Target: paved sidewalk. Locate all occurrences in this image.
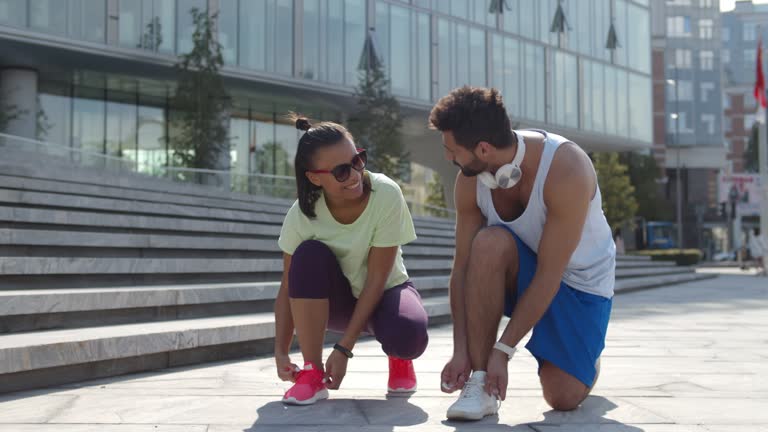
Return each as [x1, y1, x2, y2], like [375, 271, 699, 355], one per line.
[0, 273, 766, 431]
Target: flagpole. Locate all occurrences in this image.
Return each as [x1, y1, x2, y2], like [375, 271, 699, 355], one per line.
[760, 95, 768, 239]
[760, 36, 768, 241]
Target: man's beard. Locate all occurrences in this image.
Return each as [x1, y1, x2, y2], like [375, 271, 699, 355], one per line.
[453, 157, 487, 177]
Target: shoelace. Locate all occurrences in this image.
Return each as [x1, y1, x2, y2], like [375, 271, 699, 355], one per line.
[294, 368, 321, 385]
[460, 379, 502, 410]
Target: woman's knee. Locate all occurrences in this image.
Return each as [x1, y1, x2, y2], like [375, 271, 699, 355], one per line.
[288, 240, 338, 299]
[378, 315, 429, 360]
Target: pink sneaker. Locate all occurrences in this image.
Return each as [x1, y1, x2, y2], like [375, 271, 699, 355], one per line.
[282, 361, 328, 405]
[387, 356, 417, 393]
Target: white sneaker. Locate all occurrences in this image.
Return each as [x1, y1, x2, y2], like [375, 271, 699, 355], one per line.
[446, 371, 500, 420]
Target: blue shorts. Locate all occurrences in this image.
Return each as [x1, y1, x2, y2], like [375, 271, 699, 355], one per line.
[502, 228, 612, 388]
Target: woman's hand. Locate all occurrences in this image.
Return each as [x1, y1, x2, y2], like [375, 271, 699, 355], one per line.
[324, 349, 349, 390]
[276, 354, 301, 383]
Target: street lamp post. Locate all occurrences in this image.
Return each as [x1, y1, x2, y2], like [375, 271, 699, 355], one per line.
[667, 68, 684, 250]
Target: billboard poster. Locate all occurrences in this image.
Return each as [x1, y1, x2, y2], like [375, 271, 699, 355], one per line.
[718, 174, 763, 216]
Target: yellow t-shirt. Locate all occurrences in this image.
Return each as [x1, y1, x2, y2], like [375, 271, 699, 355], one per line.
[278, 172, 417, 298]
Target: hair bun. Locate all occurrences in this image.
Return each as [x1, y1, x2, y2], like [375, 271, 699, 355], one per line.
[295, 117, 312, 131]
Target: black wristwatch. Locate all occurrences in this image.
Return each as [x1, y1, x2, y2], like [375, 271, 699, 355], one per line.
[333, 343, 354, 359]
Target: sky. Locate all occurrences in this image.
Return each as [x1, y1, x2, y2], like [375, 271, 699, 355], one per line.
[720, 0, 768, 11]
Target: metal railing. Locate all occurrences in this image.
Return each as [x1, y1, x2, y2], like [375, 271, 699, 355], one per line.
[0, 132, 455, 218]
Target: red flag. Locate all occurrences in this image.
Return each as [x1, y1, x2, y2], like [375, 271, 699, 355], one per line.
[756, 38, 767, 109]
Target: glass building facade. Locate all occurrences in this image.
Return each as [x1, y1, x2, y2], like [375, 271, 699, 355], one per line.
[0, 0, 653, 184]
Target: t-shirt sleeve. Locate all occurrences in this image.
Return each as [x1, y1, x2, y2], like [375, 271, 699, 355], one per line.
[278, 201, 308, 255]
[371, 182, 417, 248]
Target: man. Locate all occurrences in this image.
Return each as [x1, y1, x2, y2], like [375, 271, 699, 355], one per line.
[429, 86, 615, 420]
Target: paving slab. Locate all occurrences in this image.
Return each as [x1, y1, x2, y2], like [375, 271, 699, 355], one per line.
[0, 272, 764, 432]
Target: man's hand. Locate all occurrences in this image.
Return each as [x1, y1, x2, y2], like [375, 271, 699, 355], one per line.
[324, 349, 349, 390]
[440, 352, 471, 393]
[275, 354, 300, 383]
[485, 349, 509, 400]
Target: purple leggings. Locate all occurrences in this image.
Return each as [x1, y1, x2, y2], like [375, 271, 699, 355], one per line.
[288, 240, 429, 360]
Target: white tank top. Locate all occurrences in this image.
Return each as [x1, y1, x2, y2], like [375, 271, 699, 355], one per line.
[476, 130, 616, 298]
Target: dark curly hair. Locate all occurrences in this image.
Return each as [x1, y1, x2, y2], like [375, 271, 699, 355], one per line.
[286, 113, 371, 218]
[429, 86, 514, 151]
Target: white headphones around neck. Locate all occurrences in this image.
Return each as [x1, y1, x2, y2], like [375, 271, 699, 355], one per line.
[477, 131, 526, 189]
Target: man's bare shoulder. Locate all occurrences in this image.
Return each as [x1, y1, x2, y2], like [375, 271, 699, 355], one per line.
[545, 142, 596, 204]
[454, 172, 479, 213]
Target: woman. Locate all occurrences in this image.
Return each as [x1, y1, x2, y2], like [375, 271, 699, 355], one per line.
[274, 115, 429, 405]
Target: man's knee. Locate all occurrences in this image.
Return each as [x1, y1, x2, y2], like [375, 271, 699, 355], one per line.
[470, 227, 517, 265]
[540, 362, 589, 411]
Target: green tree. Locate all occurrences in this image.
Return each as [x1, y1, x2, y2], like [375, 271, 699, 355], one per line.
[169, 8, 230, 172]
[347, 39, 408, 182]
[744, 122, 760, 173]
[425, 172, 449, 218]
[622, 152, 672, 221]
[592, 152, 638, 231]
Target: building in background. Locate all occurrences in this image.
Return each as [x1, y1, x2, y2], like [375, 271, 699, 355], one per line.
[722, 0, 768, 174]
[721, 0, 768, 248]
[0, 0, 653, 206]
[652, 0, 726, 253]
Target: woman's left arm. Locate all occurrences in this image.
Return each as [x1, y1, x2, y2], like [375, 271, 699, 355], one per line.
[337, 245, 398, 351]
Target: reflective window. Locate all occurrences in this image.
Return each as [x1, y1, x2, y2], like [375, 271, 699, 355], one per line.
[119, 0, 175, 54]
[137, 95, 166, 171]
[522, 42, 544, 122]
[628, 73, 651, 142]
[177, 0, 208, 55]
[72, 86, 106, 156]
[518, 1, 535, 40]
[627, 3, 650, 73]
[604, 66, 617, 136]
[437, 18, 486, 99]
[699, 18, 713, 39]
[30, 0, 66, 36]
[344, 0, 366, 86]
[500, 0, 518, 34]
[239, 0, 293, 75]
[616, 69, 629, 137]
[490, 34, 521, 117]
[106, 90, 138, 159]
[217, 0, 239, 65]
[303, 0, 365, 86]
[613, 0, 628, 67]
[0, 0, 26, 27]
[38, 81, 72, 147]
[550, 49, 578, 128]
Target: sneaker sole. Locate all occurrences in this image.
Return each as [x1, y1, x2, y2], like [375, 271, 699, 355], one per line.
[446, 408, 498, 421]
[282, 388, 329, 406]
[387, 384, 417, 394]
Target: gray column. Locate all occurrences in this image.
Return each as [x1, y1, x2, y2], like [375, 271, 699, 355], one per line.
[0, 68, 38, 139]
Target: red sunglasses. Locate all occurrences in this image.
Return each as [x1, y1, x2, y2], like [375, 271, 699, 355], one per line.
[308, 148, 367, 182]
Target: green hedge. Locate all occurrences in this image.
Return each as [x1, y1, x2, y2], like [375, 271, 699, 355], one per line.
[632, 249, 703, 266]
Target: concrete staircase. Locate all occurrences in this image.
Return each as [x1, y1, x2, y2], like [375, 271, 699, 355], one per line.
[0, 157, 715, 394]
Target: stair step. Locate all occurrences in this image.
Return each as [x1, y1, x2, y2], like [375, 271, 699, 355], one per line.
[614, 271, 717, 293]
[0, 175, 455, 230]
[616, 266, 694, 278]
[0, 228, 456, 257]
[0, 296, 451, 376]
[0, 276, 451, 316]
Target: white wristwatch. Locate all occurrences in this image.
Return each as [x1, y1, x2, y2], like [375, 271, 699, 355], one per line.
[493, 341, 517, 360]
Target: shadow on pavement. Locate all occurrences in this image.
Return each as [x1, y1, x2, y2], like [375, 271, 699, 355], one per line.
[249, 395, 428, 430]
